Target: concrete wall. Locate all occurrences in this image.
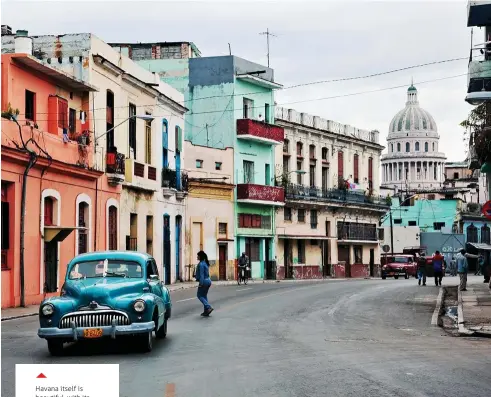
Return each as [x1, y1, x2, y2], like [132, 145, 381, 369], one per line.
[420, 232, 465, 265]
[382, 197, 460, 232]
[381, 225, 420, 253]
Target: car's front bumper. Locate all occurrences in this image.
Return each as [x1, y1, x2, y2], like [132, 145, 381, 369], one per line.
[38, 321, 155, 340]
[382, 270, 406, 277]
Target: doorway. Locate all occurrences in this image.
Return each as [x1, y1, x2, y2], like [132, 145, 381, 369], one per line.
[369, 248, 375, 277]
[284, 239, 293, 279]
[338, 244, 350, 278]
[322, 240, 330, 277]
[265, 238, 273, 279]
[163, 215, 171, 285]
[218, 244, 227, 280]
[44, 242, 58, 293]
[175, 215, 182, 282]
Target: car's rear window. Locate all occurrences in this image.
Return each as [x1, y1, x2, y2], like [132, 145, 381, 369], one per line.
[68, 260, 143, 279]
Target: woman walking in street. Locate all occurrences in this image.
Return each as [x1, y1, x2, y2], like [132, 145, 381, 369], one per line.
[195, 251, 213, 316]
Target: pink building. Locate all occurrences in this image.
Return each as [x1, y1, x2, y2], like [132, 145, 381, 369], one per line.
[1, 45, 121, 308]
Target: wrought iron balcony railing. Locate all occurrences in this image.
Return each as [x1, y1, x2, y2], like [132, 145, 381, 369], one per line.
[284, 184, 389, 208]
[161, 168, 189, 191]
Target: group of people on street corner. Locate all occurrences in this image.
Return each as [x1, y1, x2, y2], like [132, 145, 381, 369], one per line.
[415, 251, 445, 287]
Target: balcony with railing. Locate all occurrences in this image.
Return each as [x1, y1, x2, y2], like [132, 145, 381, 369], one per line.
[236, 184, 285, 205]
[105, 152, 125, 186]
[236, 119, 284, 144]
[162, 168, 189, 199]
[337, 221, 378, 242]
[284, 184, 389, 210]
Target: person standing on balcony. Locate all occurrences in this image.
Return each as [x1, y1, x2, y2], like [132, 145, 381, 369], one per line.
[195, 251, 213, 316]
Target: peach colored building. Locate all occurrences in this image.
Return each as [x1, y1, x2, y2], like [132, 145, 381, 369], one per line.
[1, 46, 121, 307]
[184, 142, 236, 280]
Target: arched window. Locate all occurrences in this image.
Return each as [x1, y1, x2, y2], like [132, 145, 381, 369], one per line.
[481, 225, 490, 244]
[405, 142, 410, 152]
[321, 147, 328, 160]
[390, 143, 393, 153]
[415, 142, 420, 151]
[424, 142, 428, 152]
[467, 224, 478, 243]
[397, 143, 401, 152]
[432, 142, 435, 151]
[41, 189, 61, 295]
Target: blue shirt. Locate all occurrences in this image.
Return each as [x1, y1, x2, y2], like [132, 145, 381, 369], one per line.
[195, 260, 211, 286]
[456, 253, 468, 274]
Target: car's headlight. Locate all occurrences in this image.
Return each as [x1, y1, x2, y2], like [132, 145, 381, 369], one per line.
[41, 303, 54, 316]
[133, 300, 146, 313]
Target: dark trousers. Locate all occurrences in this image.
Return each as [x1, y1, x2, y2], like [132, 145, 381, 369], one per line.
[197, 285, 211, 310]
[434, 271, 443, 286]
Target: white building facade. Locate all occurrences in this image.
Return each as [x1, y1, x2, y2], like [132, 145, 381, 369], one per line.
[381, 84, 447, 192]
[274, 107, 388, 279]
[2, 32, 188, 284]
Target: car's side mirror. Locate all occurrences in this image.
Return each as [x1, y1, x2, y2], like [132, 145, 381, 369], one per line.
[148, 274, 159, 281]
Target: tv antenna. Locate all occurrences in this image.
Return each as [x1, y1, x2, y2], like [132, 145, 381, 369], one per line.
[259, 28, 276, 67]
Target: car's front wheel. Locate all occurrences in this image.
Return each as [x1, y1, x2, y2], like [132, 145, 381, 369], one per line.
[47, 340, 64, 356]
[138, 331, 153, 352]
[394, 275, 399, 279]
[381, 275, 386, 280]
[156, 319, 167, 339]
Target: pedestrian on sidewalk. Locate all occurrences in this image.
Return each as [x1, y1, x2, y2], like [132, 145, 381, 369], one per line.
[477, 254, 484, 276]
[417, 254, 427, 286]
[432, 251, 445, 286]
[195, 251, 214, 316]
[450, 256, 457, 276]
[456, 249, 469, 291]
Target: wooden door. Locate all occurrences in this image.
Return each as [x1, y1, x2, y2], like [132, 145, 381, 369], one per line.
[218, 244, 227, 280]
[44, 242, 58, 293]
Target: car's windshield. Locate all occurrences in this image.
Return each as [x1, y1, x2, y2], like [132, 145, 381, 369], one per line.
[390, 257, 410, 263]
[68, 260, 143, 279]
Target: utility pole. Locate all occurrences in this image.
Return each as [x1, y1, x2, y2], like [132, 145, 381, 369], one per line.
[206, 124, 209, 147]
[259, 28, 276, 67]
[389, 210, 394, 255]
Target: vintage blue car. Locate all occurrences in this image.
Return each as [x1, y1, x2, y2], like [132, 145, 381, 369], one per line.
[38, 251, 172, 355]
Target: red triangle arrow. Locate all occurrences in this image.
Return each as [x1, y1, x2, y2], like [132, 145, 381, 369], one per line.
[36, 373, 47, 379]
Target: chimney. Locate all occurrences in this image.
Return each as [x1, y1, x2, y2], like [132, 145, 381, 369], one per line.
[14, 29, 32, 55]
[1, 25, 12, 36]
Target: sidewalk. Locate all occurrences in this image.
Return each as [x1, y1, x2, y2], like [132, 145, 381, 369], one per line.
[0, 277, 368, 321]
[458, 279, 491, 336]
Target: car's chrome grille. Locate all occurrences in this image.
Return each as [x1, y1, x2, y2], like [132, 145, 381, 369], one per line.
[59, 311, 130, 328]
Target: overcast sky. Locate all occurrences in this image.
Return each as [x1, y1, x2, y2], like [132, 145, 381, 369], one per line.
[2, 0, 477, 161]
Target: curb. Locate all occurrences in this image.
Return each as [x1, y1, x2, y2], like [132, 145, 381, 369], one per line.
[457, 287, 475, 336]
[431, 287, 445, 327]
[1, 312, 38, 322]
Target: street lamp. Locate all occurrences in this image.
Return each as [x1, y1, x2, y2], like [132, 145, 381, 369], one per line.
[95, 114, 155, 144]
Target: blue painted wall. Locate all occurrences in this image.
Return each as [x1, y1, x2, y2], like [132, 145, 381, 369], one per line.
[382, 197, 460, 232]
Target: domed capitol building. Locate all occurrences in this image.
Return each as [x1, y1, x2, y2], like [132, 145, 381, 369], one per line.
[381, 83, 447, 192]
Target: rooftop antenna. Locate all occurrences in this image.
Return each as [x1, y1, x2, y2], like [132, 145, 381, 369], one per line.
[259, 28, 276, 67]
[228, 43, 231, 55]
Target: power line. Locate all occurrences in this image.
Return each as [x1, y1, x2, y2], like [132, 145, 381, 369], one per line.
[16, 55, 468, 117]
[12, 66, 481, 124]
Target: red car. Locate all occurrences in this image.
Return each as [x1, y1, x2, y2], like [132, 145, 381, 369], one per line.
[381, 255, 417, 279]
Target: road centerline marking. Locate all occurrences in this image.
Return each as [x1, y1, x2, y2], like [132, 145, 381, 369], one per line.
[175, 298, 195, 303]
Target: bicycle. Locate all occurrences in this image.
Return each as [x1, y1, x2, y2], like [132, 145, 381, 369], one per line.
[237, 266, 249, 285]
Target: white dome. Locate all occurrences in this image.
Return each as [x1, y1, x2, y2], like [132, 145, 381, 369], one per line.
[388, 84, 437, 135]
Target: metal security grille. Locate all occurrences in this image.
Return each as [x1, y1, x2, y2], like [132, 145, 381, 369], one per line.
[59, 311, 130, 328]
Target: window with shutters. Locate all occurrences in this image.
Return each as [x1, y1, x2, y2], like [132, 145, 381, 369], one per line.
[145, 114, 152, 164]
[245, 238, 260, 261]
[69, 108, 76, 133]
[310, 209, 318, 229]
[58, 98, 68, 129]
[298, 209, 305, 223]
[284, 207, 292, 221]
[238, 213, 268, 229]
[218, 223, 227, 236]
[296, 142, 303, 157]
[322, 167, 329, 190]
[309, 145, 316, 159]
[297, 240, 305, 263]
[25, 90, 36, 121]
[297, 161, 303, 184]
[243, 161, 254, 183]
[353, 154, 359, 183]
[481, 225, 490, 244]
[129, 104, 137, 159]
[243, 98, 253, 119]
[368, 157, 373, 190]
[338, 151, 344, 179]
[108, 206, 118, 250]
[283, 139, 289, 154]
[44, 197, 54, 226]
[322, 147, 328, 161]
[467, 224, 478, 243]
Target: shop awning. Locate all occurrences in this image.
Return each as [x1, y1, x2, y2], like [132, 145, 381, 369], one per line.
[467, 242, 491, 251]
[44, 226, 86, 243]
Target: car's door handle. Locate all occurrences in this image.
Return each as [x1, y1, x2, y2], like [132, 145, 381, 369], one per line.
[143, 287, 150, 292]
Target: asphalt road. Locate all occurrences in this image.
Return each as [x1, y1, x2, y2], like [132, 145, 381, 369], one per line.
[2, 278, 491, 397]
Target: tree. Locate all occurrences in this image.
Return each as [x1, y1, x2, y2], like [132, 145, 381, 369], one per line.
[461, 103, 491, 165]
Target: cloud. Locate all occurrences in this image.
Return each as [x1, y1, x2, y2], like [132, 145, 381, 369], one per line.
[2, 0, 473, 161]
